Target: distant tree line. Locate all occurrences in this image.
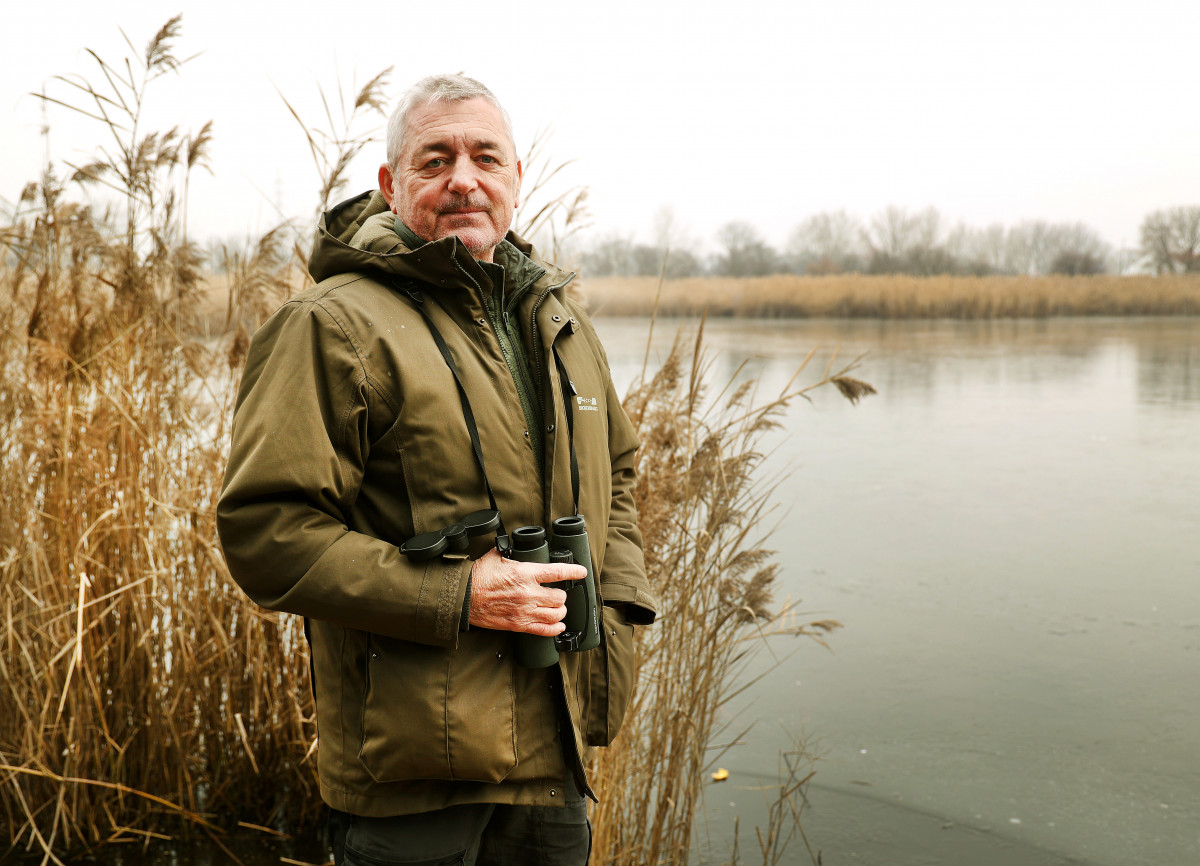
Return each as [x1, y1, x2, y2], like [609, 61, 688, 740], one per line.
[576, 205, 1200, 278]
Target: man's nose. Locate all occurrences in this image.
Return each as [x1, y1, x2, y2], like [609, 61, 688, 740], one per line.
[446, 158, 479, 194]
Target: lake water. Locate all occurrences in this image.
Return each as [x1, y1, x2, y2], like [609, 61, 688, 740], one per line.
[595, 316, 1200, 866]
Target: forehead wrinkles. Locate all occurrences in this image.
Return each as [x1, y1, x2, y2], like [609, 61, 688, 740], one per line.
[403, 101, 514, 161]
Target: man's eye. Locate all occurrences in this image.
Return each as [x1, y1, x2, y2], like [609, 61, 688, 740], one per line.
[478, 155, 497, 164]
[425, 158, 447, 169]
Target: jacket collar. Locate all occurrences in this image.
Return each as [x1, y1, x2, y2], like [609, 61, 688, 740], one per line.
[309, 191, 574, 303]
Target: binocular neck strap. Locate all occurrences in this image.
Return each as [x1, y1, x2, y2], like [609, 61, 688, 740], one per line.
[395, 282, 507, 537]
[552, 346, 582, 517]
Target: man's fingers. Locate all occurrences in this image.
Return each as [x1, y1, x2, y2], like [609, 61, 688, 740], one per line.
[523, 620, 567, 638]
[467, 552, 583, 634]
[528, 600, 568, 624]
[528, 563, 586, 584]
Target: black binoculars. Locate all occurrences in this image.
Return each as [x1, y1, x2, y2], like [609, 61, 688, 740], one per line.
[507, 516, 602, 668]
[400, 511, 600, 668]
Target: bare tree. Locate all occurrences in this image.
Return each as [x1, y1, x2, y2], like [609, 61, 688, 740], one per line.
[1140, 206, 1200, 274]
[1051, 249, 1105, 275]
[1049, 222, 1110, 274]
[648, 205, 704, 276]
[863, 205, 948, 275]
[787, 210, 863, 274]
[1005, 220, 1057, 276]
[945, 222, 1008, 275]
[1006, 220, 1110, 276]
[578, 231, 637, 277]
[713, 220, 779, 277]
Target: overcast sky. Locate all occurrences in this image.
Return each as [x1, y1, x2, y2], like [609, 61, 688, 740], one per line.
[4, 1, 1197, 255]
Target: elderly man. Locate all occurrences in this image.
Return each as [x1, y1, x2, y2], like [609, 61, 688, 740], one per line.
[216, 74, 656, 864]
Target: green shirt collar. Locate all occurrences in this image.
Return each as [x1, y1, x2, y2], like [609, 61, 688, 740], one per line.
[392, 218, 428, 252]
[392, 218, 545, 302]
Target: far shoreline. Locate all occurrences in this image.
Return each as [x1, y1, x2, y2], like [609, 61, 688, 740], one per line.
[580, 274, 1200, 319]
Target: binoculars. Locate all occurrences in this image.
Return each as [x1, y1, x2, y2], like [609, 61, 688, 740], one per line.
[507, 516, 602, 668]
[400, 511, 600, 668]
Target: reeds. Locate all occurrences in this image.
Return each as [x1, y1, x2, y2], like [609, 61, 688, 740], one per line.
[586, 273, 1200, 319]
[1, 21, 316, 862]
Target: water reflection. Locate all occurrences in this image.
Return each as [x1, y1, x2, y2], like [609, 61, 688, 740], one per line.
[1137, 337, 1200, 405]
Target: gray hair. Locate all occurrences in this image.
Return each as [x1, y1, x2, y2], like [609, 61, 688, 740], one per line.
[385, 74, 515, 169]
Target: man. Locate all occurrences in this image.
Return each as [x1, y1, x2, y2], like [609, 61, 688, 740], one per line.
[216, 74, 656, 865]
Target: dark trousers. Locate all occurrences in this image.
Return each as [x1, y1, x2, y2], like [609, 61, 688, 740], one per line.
[329, 799, 591, 866]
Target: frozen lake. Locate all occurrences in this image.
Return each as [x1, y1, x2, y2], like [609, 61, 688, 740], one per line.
[596, 316, 1200, 866]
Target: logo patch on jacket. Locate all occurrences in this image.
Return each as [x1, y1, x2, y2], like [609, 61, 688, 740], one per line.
[576, 396, 600, 412]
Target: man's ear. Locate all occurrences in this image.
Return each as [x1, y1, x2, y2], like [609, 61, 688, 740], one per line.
[514, 159, 523, 210]
[378, 164, 396, 210]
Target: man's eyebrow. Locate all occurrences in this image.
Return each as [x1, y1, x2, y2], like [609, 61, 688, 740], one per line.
[415, 142, 451, 157]
[414, 139, 505, 157]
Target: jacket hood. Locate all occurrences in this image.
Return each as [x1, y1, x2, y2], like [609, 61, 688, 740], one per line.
[308, 190, 572, 294]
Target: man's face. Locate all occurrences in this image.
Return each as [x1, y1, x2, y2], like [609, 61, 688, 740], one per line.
[379, 97, 522, 263]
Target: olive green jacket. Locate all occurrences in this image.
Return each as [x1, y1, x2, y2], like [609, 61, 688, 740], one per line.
[216, 191, 657, 816]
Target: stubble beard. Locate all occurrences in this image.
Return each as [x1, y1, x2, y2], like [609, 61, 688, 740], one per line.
[438, 195, 504, 257]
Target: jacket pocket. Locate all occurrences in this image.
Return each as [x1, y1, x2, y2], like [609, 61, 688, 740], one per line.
[585, 606, 636, 747]
[358, 631, 517, 783]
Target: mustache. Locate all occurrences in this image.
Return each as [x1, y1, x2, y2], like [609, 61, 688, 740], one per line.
[439, 196, 492, 213]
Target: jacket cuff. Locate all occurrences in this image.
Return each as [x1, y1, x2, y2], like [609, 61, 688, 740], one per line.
[459, 570, 473, 632]
[424, 554, 471, 646]
[598, 581, 658, 625]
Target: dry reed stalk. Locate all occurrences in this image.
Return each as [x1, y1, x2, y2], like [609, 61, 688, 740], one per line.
[587, 318, 869, 865]
[587, 274, 1200, 319]
[513, 127, 591, 265]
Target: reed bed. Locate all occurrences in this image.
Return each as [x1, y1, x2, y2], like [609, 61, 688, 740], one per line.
[586, 273, 1200, 319]
[2, 18, 871, 864]
[586, 325, 871, 865]
[1, 20, 317, 862]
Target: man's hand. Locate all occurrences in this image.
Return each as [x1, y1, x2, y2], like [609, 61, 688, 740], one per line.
[468, 547, 586, 635]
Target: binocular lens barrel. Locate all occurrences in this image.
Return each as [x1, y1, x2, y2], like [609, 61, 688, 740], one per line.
[509, 526, 559, 669]
[550, 516, 601, 652]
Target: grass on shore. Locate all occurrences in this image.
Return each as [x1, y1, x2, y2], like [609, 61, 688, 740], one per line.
[584, 273, 1200, 319]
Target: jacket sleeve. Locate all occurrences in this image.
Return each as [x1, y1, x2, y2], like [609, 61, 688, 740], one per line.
[216, 298, 469, 648]
[570, 302, 658, 625]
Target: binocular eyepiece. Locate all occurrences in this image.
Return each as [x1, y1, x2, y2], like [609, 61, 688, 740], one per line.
[400, 511, 601, 669]
[399, 510, 502, 561]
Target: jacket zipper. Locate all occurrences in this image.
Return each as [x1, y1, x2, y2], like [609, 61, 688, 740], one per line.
[484, 295, 543, 473]
[451, 256, 544, 474]
[460, 260, 593, 798]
